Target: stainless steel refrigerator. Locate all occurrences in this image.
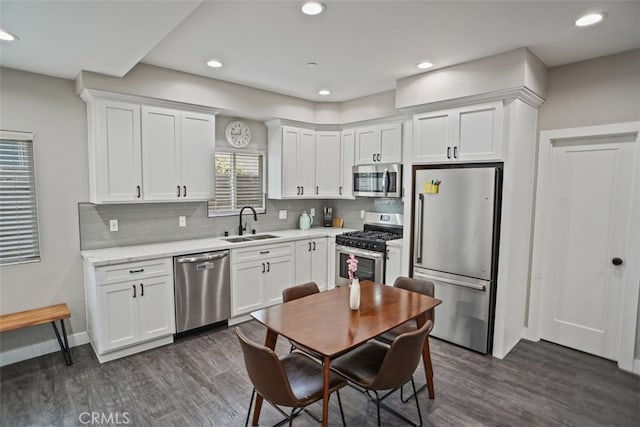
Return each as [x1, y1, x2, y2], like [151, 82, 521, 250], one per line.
[412, 165, 501, 354]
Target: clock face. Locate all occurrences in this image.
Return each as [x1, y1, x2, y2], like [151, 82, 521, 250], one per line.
[225, 121, 251, 148]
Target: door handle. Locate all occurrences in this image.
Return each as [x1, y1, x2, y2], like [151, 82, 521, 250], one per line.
[297, 186, 300, 195]
[386, 249, 390, 260]
[259, 250, 270, 254]
[308, 242, 312, 252]
[266, 262, 270, 272]
[132, 284, 136, 298]
[376, 153, 381, 162]
[339, 186, 343, 195]
[612, 257, 624, 266]
[140, 283, 144, 296]
[312, 241, 316, 251]
[446, 146, 451, 159]
[316, 186, 319, 195]
[262, 263, 265, 273]
[136, 185, 141, 198]
[417, 193, 424, 263]
[183, 185, 187, 197]
[177, 185, 181, 197]
[453, 146, 458, 159]
[301, 186, 304, 195]
[372, 153, 376, 162]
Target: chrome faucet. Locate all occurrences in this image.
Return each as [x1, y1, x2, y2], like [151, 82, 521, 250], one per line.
[238, 206, 257, 235]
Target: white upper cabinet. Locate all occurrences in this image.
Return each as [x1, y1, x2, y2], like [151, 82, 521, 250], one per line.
[355, 122, 402, 165]
[275, 126, 316, 198]
[413, 101, 503, 163]
[89, 100, 143, 203]
[84, 93, 216, 203]
[340, 129, 355, 198]
[315, 131, 342, 198]
[298, 129, 316, 197]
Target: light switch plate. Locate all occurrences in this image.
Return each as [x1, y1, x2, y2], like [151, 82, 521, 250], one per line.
[179, 216, 186, 227]
[360, 210, 365, 219]
[310, 208, 315, 217]
[279, 210, 287, 220]
[109, 219, 118, 232]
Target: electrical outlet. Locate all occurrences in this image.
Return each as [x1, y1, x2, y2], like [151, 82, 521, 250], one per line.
[279, 210, 287, 220]
[310, 208, 315, 217]
[360, 210, 365, 219]
[109, 219, 118, 232]
[179, 216, 186, 227]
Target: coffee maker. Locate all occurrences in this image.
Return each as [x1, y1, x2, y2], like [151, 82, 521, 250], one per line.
[322, 207, 333, 227]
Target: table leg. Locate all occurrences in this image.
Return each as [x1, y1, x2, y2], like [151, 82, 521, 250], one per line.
[322, 356, 330, 427]
[252, 328, 278, 426]
[416, 313, 435, 399]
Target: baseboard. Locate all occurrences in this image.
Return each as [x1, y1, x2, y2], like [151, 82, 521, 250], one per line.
[633, 359, 640, 375]
[0, 331, 89, 367]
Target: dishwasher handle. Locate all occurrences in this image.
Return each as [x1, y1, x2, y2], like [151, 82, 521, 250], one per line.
[176, 251, 229, 264]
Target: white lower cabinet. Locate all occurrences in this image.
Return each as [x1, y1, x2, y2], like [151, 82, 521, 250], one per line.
[295, 238, 328, 291]
[84, 258, 175, 363]
[384, 244, 403, 285]
[231, 242, 295, 316]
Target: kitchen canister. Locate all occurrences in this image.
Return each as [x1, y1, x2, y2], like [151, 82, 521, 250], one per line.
[299, 211, 312, 230]
[349, 278, 361, 310]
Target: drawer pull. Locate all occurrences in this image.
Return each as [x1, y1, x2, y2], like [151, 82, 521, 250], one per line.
[129, 268, 144, 274]
[259, 250, 270, 254]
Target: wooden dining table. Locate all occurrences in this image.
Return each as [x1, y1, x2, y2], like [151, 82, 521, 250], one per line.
[250, 280, 442, 427]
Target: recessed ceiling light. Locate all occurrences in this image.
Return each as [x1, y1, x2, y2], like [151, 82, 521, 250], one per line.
[0, 29, 18, 41]
[575, 12, 606, 27]
[206, 59, 223, 68]
[318, 89, 331, 96]
[416, 61, 435, 70]
[301, 1, 325, 16]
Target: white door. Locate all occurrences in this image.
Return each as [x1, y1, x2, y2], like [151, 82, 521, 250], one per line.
[231, 261, 265, 316]
[385, 245, 402, 286]
[180, 112, 215, 200]
[315, 131, 341, 197]
[456, 102, 503, 162]
[137, 276, 175, 340]
[295, 240, 313, 284]
[281, 127, 300, 198]
[340, 129, 355, 198]
[99, 282, 139, 351]
[540, 136, 636, 360]
[141, 106, 181, 200]
[311, 238, 328, 290]
[413, 111, 450, 163]
[379, 123, 402, 163]
[298, 129, 316, 197]
[355, 127, 379, 164]
[265, 256, 295, 306]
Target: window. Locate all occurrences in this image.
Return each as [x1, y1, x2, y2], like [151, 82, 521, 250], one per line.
[208, 152, 265, 216]
[0, 131, 40, 265]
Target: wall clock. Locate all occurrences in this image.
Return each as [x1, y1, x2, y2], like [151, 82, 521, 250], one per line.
[225, 120, 251, 148]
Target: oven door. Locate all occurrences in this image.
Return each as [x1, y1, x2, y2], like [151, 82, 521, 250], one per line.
[335, 245, 384, 286]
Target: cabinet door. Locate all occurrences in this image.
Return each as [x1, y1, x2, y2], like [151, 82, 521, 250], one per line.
[379, 123, 402, 163]
[137, 276, 175, 341]
[315, 131, 341, 197]
[455, 102, 503, 161]
[327, 240, 337, 290]
[413, 111, 451, 163]
[385, 246, 403, 286]
[295, 240, 313, 285]
[231, 261, 265, 316]
[298, 129, 316, 197]
[265, 256, 295, 306]
[93, 101, 142, 202]
[98, 282, 139, 352]
[141, 106, 181, 200]
[311, 238, 328, 291]
[281, 127, 300, 198]
[355, 127, 380, 165]
[340, 129, 355, 198]
[180, 112, 215, 200]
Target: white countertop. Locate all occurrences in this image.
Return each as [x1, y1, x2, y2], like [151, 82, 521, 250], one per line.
[81, 227, 356, 267]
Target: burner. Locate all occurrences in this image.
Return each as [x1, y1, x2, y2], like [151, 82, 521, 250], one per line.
[336, 229, 402, 252]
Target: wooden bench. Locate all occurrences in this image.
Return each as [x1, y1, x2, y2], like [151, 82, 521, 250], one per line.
[0, 303, 73, 365]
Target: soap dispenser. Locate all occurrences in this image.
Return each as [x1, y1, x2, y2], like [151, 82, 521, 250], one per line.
[299, 211, 312, 230]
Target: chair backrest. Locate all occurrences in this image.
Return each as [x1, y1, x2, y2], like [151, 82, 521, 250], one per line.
[282, 282, 320, 303]
[235, 328, 298, 407]
[394, 276, 435, 324]
[369, 319, 433, 390]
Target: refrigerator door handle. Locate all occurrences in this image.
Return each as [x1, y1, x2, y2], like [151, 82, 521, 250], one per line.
[414, 270, 487, 292]
[417, 193, 424, 263]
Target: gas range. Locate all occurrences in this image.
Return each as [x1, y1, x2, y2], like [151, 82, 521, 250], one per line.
[336, 212, 403, 252]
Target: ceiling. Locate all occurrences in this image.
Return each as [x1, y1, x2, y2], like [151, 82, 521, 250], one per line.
[1, 1, 638, 102]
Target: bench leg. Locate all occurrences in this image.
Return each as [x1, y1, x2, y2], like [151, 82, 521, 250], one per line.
[51, 320, 73, 366]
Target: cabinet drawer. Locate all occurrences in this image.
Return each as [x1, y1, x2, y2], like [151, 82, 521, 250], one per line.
[96, 258, 172, 285]
[232, 242, 294, 264]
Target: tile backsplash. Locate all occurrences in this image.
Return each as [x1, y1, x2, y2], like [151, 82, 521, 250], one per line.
[78, 197, 403, 250]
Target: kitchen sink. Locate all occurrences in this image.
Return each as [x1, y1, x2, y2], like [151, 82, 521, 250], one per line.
[224, 234, 280, 243]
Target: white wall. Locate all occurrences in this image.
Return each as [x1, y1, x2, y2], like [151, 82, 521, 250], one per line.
[0, 68, 89, 353]
[536, 49, 640, 358]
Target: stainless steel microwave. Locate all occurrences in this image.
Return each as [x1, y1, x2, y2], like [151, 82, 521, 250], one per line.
[352, 164, 402, 197]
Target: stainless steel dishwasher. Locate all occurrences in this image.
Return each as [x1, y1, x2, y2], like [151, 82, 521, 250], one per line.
[174, 250, 230, 333]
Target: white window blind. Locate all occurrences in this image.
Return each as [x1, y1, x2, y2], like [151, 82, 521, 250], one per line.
[208, 152, 265, 216]
[0, 131, 40, 265]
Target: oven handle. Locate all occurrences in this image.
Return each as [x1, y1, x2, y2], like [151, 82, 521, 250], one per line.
[336, 245, 385, 260]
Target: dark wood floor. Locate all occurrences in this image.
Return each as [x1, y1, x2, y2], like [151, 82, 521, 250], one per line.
[1, 320, 638, 426]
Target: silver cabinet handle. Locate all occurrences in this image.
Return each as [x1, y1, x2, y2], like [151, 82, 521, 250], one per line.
[417, 194, 424, 263]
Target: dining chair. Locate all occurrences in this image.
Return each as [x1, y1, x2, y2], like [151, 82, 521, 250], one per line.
[282, 282, 322, 358]
[235, 328, 347, 426]
[376, 276, 435, 402]
[330, 320, 432, 427]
